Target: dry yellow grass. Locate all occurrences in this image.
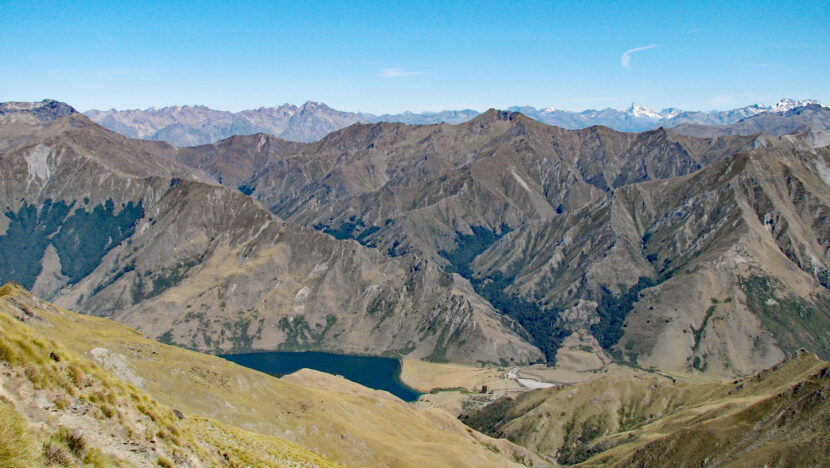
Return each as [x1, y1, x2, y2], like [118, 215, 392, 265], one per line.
[400, 359, 520, 393]
[0, 283, 346, 467]
[0, 283, 548, 467]
[462, 346, 830, 467]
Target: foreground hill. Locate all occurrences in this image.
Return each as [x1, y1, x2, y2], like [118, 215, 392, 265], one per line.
[0, 100, 541, 365]
[462, 349, 830, 466]
[0, 283, 546, 467]
[4, 282, 825, 467]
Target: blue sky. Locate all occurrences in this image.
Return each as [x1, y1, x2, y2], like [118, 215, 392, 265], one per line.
[1, 0, 828, 113]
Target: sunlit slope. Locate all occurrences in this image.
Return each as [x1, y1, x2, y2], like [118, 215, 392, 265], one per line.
[0, 283, 341, 467]
[0, 283, 548, 467]
[462, 350, 829, 466]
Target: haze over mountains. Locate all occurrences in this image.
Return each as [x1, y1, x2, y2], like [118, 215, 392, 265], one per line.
[86, 98, 826, 146]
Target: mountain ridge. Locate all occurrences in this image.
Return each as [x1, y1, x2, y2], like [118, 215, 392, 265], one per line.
[163, 103, 830, 374]
[85, 98, 827, 146]
[2, 99, 830, 379]
[0, 102, 543, 366]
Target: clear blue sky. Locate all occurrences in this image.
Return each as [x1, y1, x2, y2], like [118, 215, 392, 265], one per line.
[2, 0, 828, 113]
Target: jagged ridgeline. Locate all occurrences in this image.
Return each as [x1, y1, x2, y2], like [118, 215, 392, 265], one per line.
[2, 100, 830, 376]
[0, 101, 541, 366]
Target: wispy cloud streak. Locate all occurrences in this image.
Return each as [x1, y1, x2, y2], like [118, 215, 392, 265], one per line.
[377, 68, 422, 79]
[620, 44, 658, 69]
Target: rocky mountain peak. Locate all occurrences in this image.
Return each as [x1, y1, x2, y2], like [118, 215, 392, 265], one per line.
[772, 98, 826, 112]
[300, 101, 331, 112]
[0, 99, 77, 122]
[470, 109, 527, 126]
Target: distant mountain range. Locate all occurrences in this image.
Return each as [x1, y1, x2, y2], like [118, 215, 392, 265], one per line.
[85, 98, 826, 146]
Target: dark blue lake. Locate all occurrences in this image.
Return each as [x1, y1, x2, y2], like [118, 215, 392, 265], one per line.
[220, 351, 421, 402]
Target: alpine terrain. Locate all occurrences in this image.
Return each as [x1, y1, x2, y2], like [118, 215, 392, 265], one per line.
[2, 98, 830, 467]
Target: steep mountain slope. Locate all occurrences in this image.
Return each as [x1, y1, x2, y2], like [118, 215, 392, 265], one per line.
[472, 145, 830, 374]
[7, 99, 830, 378]
[0, 101, 541, 365]
[85, 98, 825, 146]
[0, 283, 548, 467]
[158, 107, 830, 374]
[194, 110, 830, 371]
[461, 349, 830, 467]
[236, 111, 756, 257]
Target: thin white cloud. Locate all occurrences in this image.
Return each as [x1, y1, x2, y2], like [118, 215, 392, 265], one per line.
[620, 44, 659, 70]
[378, 68, 422, 79]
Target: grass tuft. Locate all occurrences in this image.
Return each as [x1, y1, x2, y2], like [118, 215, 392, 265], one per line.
[0, 398, 37, 467]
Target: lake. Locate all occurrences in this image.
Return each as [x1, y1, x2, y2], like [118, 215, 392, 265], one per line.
[220, 351, 421, 402]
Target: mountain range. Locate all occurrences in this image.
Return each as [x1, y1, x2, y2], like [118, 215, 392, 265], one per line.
[3, 97, 830, 465]
[3, 99, 830, 380]
[85, 98, 826, 146]
[0, 100, 540, 366]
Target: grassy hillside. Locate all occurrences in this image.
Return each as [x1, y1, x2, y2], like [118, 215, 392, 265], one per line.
[0, 283, 342, 467]
[462, 349, 829, 466]
[0, 283, 547, 467]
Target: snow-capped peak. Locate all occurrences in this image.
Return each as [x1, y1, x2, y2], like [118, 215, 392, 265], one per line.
[626, 104, 662, 119]
[659, 107, 682, 119]
[771, 98, 826, 112]
[542, 107, 557, 113]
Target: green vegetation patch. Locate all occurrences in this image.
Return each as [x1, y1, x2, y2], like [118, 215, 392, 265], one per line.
[0, 200, 72, 288]
[437, 224, 568, 363]
[438, 224, 511, 278]
[590, 277, 657, 351]
[0, 397, 37, 467]
[131, 258, 200, 305]
[52, 199, 144, 284]
[313, 216, 382, 247]
[474, 271, 569, 363]
[740, 275, 830, 359]
[0, 198, 144, 289]
[692, 306, 716, 353]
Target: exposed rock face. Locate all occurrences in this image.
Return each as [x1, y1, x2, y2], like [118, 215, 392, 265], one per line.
[174, 109, 830, 374]
[0, 99, 76, 123]
[0, 103, 541, 365]
[3, 100, 830, 376]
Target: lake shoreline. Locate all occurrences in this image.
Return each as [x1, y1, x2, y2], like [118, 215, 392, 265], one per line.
[220, 350, 422, 402]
